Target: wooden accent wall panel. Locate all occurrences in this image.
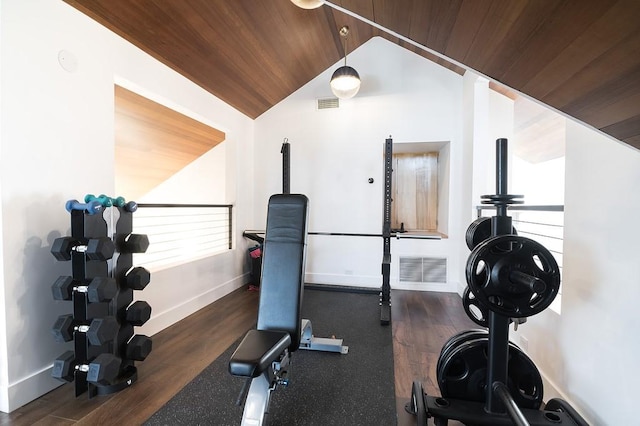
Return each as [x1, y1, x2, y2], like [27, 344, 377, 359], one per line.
[392, 153, 438, 232]
[114, 85, 225, 200]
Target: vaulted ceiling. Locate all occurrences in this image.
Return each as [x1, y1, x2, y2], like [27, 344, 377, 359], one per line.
[64, 0, 640, 150]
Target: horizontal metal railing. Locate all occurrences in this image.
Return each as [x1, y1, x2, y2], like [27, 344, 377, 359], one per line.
[132, 203, 233, 271]
[476, 205, 565, 311]
[476, 205, 564, 269]
[476, 205, 564, 261]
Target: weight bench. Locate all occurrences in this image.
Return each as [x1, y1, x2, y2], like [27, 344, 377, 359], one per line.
[229, 194, 325, 425]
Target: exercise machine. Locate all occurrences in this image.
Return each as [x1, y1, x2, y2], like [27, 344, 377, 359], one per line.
[230, 194, 346, 425]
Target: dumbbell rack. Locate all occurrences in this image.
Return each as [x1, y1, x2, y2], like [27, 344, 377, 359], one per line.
[53, 201, 150, 398]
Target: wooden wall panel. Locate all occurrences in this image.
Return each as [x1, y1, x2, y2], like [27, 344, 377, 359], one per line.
[114, 85, 225, 200]
[392, 153, 438, 232]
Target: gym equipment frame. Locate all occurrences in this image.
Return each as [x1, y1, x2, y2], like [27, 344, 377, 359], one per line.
[275, 137, 433, 326]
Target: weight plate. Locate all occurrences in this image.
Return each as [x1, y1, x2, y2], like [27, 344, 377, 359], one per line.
[462, 287, 518, 328]
[465, 217, 518, 251]
[437, 329, 487, 381]
[462, 286, 489, 328]
[438, 337, 543, 409]
[466, 235, 561, 318]
[480, 194, 525, 206]
[465, 217, 491, 251]
[480, 194, 525, 201]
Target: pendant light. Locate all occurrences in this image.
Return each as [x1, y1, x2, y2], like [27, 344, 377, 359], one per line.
[330, 26, 361, 99]
[290, 0, 324, 9]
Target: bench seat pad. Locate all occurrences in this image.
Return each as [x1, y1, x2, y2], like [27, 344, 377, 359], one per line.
[229, 329, 291, 378]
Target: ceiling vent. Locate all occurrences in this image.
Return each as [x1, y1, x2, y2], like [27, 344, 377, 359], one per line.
[317, 97, 339, 110]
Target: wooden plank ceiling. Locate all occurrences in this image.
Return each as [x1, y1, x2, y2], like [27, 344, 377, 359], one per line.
[114, 85, 225, 199]
[64, 0, 640, 150]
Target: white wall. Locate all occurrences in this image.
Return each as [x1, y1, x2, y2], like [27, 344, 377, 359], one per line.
[511, 156, 565, 205]
[254, 37, 464, 291]
[0, 0, 253, 412]
[140, 144, 227, 204]
[462, 75, 516, 292]
[509, 120, 640, 424]
[437, 143, 451, 236]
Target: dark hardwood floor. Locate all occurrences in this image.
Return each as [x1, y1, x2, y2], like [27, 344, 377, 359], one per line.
[1, 286, 476, 425]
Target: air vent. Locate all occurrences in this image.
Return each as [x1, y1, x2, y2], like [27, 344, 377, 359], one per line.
[317, 97, 339, 110]
[399, 257, 447, 283]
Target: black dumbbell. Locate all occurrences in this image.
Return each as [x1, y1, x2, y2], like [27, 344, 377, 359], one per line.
[125, 267, 151, 290]
[51, 276, 117, 302]
[126, 301, 152, 326]
[51, 314, 119, 345]
[52, 351, 121, 385]
[126, 335, 152, 361]
[51, 237, 115, 261]
[117, 234, 149, 253]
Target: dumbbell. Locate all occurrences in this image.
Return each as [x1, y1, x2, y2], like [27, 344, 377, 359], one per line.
[51, 236, 115, 261]
[52, 351, 121, 385]
[124, 201, 138, 212]
[51, 276, 117, 302]
[85, 194, 127, 208]
[52, 314, 119, 345]
[127, 335, 152, 361]
[117, 234, 149, 253]
[126, 301, 152, 326]
[65, 199, 103, 215]
[125, 267, 151, 290]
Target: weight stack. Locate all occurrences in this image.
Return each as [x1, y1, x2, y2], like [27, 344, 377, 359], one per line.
[50, 198, 152, 399]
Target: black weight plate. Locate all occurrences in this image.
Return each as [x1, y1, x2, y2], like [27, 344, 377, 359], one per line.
[462, 286, 516, 328]
[480, 194, 525, 205]
[438, 337, 543, 409]
[462, 286, 489, 327]
[465, 217, 518, 250]
[437, 329, 487, 383]
[466, 235, 561, 318]
[465, 217, 492, 251]
[480, 194, 525, 200]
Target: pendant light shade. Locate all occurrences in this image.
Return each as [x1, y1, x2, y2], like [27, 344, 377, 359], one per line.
[290, 0, 324, 9]
[330, 66, 361, 99]
[330, 26, 361, 99]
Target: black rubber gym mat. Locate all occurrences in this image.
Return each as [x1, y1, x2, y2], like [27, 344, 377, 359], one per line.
[144, 288, 397, 425]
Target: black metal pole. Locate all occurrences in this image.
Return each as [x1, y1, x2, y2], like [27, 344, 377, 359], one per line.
[496, 138, 508, 217]
[228, 205, 233, 249]
[486, 138, 513, 414]
[281, 141, 290, 194]
[493, 382, 530, 426]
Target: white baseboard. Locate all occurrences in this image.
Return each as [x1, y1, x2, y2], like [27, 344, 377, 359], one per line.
[305, 273, 379, 288]
[306, 272, 458, 293]
[392, 281, 457, 292]
[139, 274, 247, 337]
[1, 366, 62, 413]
